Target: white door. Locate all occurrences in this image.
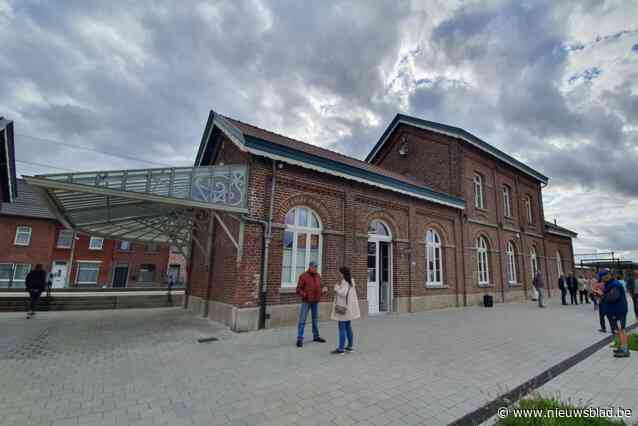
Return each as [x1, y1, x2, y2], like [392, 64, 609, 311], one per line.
[367, 241, 380, 314]
[51, 261, 68, 288]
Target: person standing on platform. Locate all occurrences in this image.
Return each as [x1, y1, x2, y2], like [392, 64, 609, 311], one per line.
[567, 273, 578, 305]
[594, 269, 630, 357]
[578, 274, 590, 304]
[533, 270, 545, 308]
[558, 274, 568, 306]
[296, 261, 327, 347]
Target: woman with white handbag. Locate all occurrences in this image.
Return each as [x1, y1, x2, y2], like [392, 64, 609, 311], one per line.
[331, 266, 360, 354]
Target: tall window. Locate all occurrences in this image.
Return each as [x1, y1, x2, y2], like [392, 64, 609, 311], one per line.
[76, 262, 100, 285]
[56, 230, 74, 249]
[282, 207, 322, 288]
[530, 246, 539, 276]
[0, 263, 30, 288]
[474, 174, 485, 209]
[506, 241, 517, 284]
[119, 240, 132, 251]
[503, 185, 512, 218]
[556, 251, 563, 276]
[14, 226, 32, 246]
[525, 195, 533, 224]
[89, 236, 104, 250]
[426, 229, 443, 287]
[476, 236, 490, 286]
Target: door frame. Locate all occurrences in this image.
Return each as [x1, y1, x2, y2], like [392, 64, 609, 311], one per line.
[51, 260, 68, 289]
[367, 228, 393, 314]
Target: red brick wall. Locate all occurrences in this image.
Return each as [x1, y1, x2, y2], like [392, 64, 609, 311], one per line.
[0, 216, 58, 270]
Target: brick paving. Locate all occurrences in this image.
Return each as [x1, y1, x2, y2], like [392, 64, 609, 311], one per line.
[0, 299, 628, 426]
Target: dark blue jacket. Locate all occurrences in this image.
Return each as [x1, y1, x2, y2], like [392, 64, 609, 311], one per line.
[601, 279, 628, 315]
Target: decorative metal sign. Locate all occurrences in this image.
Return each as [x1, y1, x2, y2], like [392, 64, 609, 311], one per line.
[190, 165, 248, 208]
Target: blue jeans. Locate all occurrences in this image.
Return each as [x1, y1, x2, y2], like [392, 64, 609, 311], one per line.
[338, 321, 353, 352]
[297, 302, 319, 341]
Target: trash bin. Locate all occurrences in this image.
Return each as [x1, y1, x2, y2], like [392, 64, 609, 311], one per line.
[483, 294, 493, 307]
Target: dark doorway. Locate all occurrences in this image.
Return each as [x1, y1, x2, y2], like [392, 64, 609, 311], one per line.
[112, 264, 129, 288]
[379, 241, 391, 312]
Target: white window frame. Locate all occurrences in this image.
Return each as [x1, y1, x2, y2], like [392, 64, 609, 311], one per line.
[556, 251, 563, 277]
[425, 229, 443, 287]
[14, 226, 32, 246]
[56, 230, 74, 249]
[76, 261, 101, 285]
[474, 174, 485, 209]
[281, 207, 323, 288]
[0, 263, 14, 286]
[526, 195, 533, 224]
[476, 236, 490, 286]
[503, 185, 512, 218]
[88, 236, 104, 250]
[530, 247, 539, 276]
[506, 241, 517, 285]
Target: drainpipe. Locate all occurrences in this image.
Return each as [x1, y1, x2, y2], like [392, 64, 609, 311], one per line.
[66, 231, 78, 288]
[258, 161, 277, 329]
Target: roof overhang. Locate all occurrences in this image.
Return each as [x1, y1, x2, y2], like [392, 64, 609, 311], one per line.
[23, 165, 248, 251]
[196, 111, 466, 210]
[366, 114, 549, 185]
[0, 117, 18, 203]
[545, 221, 578, 238]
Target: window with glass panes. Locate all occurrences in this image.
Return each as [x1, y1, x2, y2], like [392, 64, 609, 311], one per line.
[503, 185, 512, 217]
[57, 230, 74, 248]
[507, 241, 517, 284]
[89, 237, 104, 250]
[476, 236, 490, 286]
[530, 247, 539, 276]
[426, 229, 443, 287]
[138, 264, 156, 282]
[76, 262, 100, 285]
[281, 207, 322, 288]
[12, 264, 31, 288]
[14, 226, 32, 246]
[526, 195, 533, 224]
[0, 264, 13, 287]
[474, 174, 484, 209]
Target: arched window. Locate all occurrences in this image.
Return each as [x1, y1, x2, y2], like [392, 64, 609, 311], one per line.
[282, 207, 322, 288]
[530, 246, 539, 276]
[474, 174, 484, 209]
[426, 229, 443, 287]
[476, 236, 490, 286]
[368, 219, 390, 237]
[503, 185, 512, 218]
[506, 241, 517, 284]
[556, 251, 563, 276]
[525, 195, 533, 224]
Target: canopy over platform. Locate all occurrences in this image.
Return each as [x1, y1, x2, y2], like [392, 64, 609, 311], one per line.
[24, 165, 248, 258]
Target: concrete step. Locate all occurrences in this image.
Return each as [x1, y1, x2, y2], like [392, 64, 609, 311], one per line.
[0, 294, 183, 312]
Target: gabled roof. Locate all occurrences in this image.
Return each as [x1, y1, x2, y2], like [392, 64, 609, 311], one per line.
[0, 117, 18, 203]
[366, 114, 549, 184]
[545, 221, 578, 238]
[0, 180, 56, 220]
[195, 111, 466, 210]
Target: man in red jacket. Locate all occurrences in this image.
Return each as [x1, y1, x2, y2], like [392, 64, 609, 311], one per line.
[296, 261, 327, 347]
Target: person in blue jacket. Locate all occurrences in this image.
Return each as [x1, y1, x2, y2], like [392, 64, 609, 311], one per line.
[594, 269, 630, 358]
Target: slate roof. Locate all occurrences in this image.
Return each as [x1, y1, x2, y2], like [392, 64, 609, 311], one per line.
[0, 179, 56, 220]
[545, 221, 578, 237]
[195, 111, 466, 209]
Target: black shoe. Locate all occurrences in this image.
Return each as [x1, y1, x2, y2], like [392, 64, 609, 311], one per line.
[296, 340, 303, 348]
[313, 337, 326, 343]
[614, 350, 630, 358]
[598, 329, 607, 333]
[345, 347, 354, 352]
[331, 349, 345, 355]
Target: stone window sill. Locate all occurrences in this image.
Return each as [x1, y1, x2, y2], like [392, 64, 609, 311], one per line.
[425, 284, 449, 289]
[279, 287, 297, 294]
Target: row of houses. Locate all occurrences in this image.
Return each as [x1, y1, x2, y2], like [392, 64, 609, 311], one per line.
[0, 180, 185, 289]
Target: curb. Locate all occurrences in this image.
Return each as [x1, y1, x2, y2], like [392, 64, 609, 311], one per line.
[449, 322, 638, 426]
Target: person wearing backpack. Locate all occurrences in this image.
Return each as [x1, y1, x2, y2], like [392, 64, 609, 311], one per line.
[595, 269, 629, 358]
[330, 266, 360, 355]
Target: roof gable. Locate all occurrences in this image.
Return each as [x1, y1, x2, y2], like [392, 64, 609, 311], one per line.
[366, 114, 549, 184]
[195, 111, 465, 210]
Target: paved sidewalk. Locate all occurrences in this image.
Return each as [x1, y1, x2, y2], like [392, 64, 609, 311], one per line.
[536, 338, 638, 423]
[0, 299, 623, 426]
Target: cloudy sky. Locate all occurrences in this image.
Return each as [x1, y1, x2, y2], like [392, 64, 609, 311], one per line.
[1, 0, 637, 260]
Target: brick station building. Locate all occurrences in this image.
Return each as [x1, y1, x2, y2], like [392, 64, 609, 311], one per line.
[187, 112, 577, 331]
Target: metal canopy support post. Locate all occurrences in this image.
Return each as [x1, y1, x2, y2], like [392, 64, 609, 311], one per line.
[203, 214, 215, 318]
[237, 218, 245, 264]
